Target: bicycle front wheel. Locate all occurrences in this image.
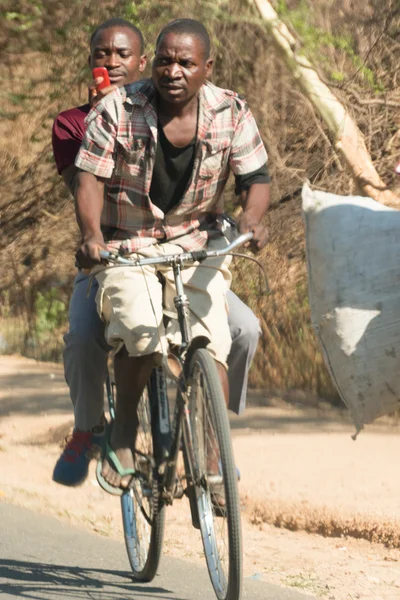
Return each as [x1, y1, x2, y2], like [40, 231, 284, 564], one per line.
[187, 348, 242, 600]
[121, 382, 165, 582]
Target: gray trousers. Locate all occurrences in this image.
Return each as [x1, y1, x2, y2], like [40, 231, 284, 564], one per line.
[64, 271, 260, 430]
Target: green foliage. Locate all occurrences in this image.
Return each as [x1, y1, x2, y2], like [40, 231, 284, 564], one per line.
[276, 0, 384, 92]
[330, 71, 345, 82]
[34, 289, 67, 337]
[6, 92, 29, 105]
[3, 0, 43, 31]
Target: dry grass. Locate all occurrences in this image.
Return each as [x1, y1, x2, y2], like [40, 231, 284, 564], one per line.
[24, 420, 74, 448]
[232, 198, 338, 398]
[1, 0, 399, 399]
[246, 496, 400, 548]
[0, 316, 65, 363]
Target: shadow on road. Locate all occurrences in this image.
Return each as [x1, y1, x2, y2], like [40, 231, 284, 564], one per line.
[0, 370, 72, 417]
[0, 558, 181, 599]
[229, 409, 350, 433]
[0, 367, 352, 434]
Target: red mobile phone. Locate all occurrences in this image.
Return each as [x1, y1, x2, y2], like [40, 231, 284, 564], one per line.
[92, 67, 111, 91]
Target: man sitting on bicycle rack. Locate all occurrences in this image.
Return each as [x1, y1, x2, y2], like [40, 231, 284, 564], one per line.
[51, 18, 264, 488]
[74, 18, 270, 492]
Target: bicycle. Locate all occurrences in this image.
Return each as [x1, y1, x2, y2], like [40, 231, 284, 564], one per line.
[97, 231, 255, 600]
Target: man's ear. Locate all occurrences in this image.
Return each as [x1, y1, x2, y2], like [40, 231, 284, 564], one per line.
[205, 58, 213, 78]
[206, 58, 214, 78]
[139, 54, 147, 73]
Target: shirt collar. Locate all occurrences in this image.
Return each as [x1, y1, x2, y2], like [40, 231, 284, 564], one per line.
[122, 78, 157, 107]
[121, 79, 231, 111]
[120, 79, 232, 142]
[199, 81, 233, 113]
[197, 82, 232, 142]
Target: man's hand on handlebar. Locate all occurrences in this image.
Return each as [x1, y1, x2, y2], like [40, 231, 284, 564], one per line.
[238, 213, 269, 252]
[76, 235, 108, 269]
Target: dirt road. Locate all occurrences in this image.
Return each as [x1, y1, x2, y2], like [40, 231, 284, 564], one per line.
[1, 355, 400, 599]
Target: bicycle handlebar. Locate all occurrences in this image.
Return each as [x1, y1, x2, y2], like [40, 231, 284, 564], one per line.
[99, 232, 254, 267]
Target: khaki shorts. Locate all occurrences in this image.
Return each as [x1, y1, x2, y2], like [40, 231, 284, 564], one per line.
[94, 237, 232, 367]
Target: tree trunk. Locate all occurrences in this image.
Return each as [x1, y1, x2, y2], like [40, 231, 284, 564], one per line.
[251, 0, 399, 207]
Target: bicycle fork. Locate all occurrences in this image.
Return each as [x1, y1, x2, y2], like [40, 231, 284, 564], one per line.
[171, 260, 206, 496]
[173, 261, 192, 351]
[155, 261, 203, 514]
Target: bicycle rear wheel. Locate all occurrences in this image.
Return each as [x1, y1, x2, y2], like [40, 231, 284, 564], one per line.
[186, 348, 242, 600]
[121, 376, 165, 582]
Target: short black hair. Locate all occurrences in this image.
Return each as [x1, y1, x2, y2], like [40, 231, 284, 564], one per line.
[156, 19, 211, 59]
[90, 18, 144, 54]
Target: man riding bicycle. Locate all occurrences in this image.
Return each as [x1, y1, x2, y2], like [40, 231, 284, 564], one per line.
[71, 18, 269, 493]
[52, 18, 265, 488]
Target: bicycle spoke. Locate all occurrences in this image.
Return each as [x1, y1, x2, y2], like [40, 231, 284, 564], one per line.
[188, 350, 242, 599]
[194, 371, 229, 588]
[121, 380, 165, 582]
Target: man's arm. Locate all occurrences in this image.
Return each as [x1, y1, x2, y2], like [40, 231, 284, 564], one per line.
[60, 164, 107, 266]
[229, 99, 270, 251]
[54, 76, 118, 183]
[61, 164, 80, 197]
[238, 182, 270, 251]
[74, 170, 106, 267]
[73, 91, 120, 266]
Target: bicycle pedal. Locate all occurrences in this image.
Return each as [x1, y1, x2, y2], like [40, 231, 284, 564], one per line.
[173, 481, 185, 499]
[207, 474, 223, 485]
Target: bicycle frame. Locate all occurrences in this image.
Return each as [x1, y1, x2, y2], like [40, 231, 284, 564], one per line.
[100, 232, 254, 505]
[149, 256, 209, 506]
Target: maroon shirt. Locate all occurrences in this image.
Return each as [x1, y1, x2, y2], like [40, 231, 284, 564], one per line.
[52, 104, 91, 175]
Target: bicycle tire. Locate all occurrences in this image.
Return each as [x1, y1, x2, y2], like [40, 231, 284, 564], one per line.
[121, 380, 165, 582]
[186, 348, 242, 600]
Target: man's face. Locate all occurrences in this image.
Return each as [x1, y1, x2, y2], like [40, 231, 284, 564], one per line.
[152, 32, 212, 105]
[89, 26, 146, 86]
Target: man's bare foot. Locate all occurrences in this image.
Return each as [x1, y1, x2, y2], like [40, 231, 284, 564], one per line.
[101, 423, 136, 489]
[101, 446, 135, 488]
[101, 351, 154, 490]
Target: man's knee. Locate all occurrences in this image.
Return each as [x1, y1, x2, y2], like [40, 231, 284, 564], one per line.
[63, 330, 108, 390]
[231, 309, 260, 350]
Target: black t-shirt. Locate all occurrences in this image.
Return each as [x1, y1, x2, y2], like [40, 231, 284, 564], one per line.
[149, 121, 270, 214]
[235, 165, 270, 194]
[149, 122, 196, 214]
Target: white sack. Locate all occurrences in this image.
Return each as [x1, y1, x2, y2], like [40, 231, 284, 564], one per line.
[302, 182, 400, 432]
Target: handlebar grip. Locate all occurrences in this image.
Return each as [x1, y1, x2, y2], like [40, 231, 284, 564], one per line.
[191, 250, 208, 262]
[99, 250, 111, 259]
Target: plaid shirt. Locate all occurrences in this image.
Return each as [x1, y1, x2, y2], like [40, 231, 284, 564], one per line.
[75, 78, 268, 252]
